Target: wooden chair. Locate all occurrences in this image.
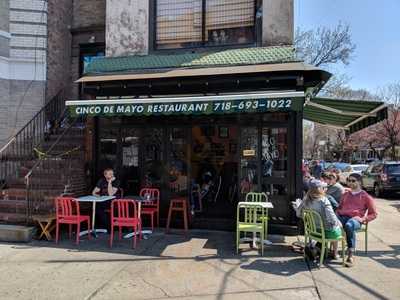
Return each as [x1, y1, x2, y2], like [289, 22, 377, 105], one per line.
[166, 197, 189, 234]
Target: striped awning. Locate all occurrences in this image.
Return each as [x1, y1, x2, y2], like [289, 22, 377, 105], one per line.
[304, 97, 388, 134]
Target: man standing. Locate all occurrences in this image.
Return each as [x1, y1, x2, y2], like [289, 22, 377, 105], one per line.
[336, 173, 377, 267]
[92, 168, 120, 231]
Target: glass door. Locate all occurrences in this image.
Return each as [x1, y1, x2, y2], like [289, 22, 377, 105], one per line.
[261, 127, 289, 223]
[141, 128, 164, 190]
[167, 127, 190, 199]
[97, 118, 120, 177]
[239, 127, 259, 200]
[121, 127, 140, 195]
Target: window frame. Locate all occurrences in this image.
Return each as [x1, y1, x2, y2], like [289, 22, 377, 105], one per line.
[152, 0, 258, 51]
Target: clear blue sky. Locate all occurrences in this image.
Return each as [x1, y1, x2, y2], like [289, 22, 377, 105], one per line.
[294, 0, 400, 91]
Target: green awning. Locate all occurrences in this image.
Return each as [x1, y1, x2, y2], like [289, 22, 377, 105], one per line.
[304, 97, 388, 133]
[84, 46, 299, 75]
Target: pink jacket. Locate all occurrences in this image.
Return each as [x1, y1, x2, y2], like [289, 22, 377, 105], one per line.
[337, 190, 377, 223]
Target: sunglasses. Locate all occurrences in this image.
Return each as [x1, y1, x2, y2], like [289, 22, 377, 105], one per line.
[347, 178, 357, 183]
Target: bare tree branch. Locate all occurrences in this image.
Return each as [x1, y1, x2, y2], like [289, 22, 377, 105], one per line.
[295, 22, 356, 68]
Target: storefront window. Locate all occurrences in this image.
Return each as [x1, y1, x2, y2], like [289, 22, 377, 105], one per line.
[98, 119, 119, 174]
[240, 127, 258, 197]
[121, 128, 140, 194]
[168, 128, 189, 196]
[143, 128, 164, 189]
[261, 128, 288, 178]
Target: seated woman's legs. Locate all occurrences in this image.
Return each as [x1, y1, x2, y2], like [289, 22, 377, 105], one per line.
[338, 215, 361, 264]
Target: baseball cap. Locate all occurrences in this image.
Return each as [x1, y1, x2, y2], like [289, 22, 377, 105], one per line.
[308, 179, 327, 189]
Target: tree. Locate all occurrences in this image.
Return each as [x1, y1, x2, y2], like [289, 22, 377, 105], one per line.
[295, 22, 356, 68]
[296, 22, 358, 161]
[348, 82, 400, 161]
[373, 83, 400, 160]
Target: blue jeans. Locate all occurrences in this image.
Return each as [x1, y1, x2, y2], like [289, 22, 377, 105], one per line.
[337, 215, 361, 250]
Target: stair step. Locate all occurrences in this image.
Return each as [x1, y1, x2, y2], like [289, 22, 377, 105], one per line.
[7, 178, 65, 189]
[4, 188, 27, 199]
[0, 224, 34, 242]
[0, 199, 27, 213]
[0, 213, 27, 224]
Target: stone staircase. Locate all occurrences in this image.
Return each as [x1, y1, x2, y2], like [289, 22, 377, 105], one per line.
[0, 127, 87, 224]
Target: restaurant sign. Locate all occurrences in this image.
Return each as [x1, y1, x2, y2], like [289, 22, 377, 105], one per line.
[67, 96, 303, 117]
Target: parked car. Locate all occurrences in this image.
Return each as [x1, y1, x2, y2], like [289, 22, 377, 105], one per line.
[339, 164, 369, 185]
[324, 162, 350, 177]
[361, 161, 400, 197]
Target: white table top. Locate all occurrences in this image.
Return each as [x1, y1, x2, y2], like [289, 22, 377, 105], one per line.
[238, 201, 274, 209]
[76, 195, 115, 202]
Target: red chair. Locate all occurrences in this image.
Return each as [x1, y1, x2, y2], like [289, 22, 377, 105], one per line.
[139, 188, 160, 231]
[110, 199, 141, 249]
[55, 197, 91, 245]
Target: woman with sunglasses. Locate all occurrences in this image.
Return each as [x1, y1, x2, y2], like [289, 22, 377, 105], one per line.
[336, 173, 377, 267]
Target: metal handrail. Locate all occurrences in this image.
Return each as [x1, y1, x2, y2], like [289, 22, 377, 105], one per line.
[25, 115, 86, 219]
[0, 90, 66, 189]
[25, 120, 76, 182]
[0, 90, 65, 153]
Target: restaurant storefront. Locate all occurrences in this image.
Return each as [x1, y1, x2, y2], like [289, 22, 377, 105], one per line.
[67, 47, 387, 231]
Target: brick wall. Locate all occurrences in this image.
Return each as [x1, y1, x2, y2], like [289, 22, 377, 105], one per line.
[72, 0, 106, 29]
[46, 0, 73, 100]
[70, 0, 106, 99]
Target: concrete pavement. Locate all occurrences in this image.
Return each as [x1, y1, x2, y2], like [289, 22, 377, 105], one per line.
[0, 195, 399, 300]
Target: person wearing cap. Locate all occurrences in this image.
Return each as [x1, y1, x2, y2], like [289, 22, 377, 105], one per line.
[295, 179, 342, 259]
[321, 172, 345, 210]
[336, 173, 377, 267]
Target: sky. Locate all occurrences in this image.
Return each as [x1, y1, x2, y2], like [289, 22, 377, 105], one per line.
[294, 0, 400, 92]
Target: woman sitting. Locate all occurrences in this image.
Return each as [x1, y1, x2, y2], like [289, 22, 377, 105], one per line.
[296, 179, 342, 259]
[321, 172, 345, 210]
[336, 173, 377, 267]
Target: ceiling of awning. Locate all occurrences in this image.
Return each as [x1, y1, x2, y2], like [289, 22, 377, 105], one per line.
[304, 97, 388, 134]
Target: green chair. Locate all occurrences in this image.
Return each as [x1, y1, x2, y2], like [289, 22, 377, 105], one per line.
[303, 209, 345, 266]
[245, 192, 268, 203]
[356, 222, 368, 254]
[245, 192, 269, 239]
[236, 202, 265, 255]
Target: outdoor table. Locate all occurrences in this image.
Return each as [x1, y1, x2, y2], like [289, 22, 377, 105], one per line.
[76, 195, 115, 237]
[123, 195, 157, 239]
[238, 201, 274, 246]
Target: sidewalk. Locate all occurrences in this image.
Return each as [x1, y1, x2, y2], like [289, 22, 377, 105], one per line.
[310, 196, 400, 300]
[0, 196, 399, 300]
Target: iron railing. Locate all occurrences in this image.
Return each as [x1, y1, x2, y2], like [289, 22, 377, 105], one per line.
[0, 90, 66, 191]
[25, 115, 86, 219]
